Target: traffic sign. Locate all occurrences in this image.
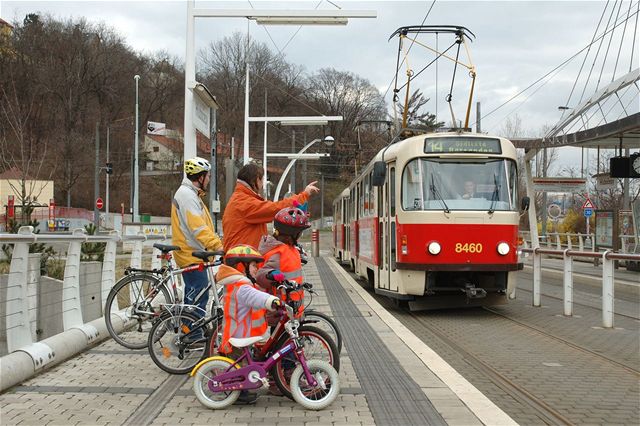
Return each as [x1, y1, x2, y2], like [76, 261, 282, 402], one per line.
[96, 197, 104, 210]
[582, 198, 595, 209]
[584, 208, 593, 217]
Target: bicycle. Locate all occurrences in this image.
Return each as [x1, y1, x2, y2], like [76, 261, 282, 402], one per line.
[104, 244, 223, 350]
[191, 281, 340, 410]
[201, 279, 340, 399]
[297, 282, 343, 354]
[146, 250, 226, 374]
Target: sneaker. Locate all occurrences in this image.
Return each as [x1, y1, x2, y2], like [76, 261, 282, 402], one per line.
[234, 390, 257, 405]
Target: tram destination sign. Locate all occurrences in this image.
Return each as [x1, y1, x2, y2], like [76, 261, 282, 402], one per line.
[424, 137, 502, 154]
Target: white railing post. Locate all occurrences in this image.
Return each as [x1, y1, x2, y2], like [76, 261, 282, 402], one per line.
[563, 249, 573, 316]
[533, 248, 541, 307]
[602, 251, 614, 328]
[566, 233, 572, 250]
[555, 233, 561, 250]
[62, 229, 86, 331]
[578, 234, 584, 251]
[130, 233, 145, 269]
[100, 231, 119, 314]
[590, 234, 595, 252]
[151, 244, 162, 271]
[6, 226, 35, 352]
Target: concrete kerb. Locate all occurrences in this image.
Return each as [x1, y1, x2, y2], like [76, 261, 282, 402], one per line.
[1, 316, 113, 392]
[325, 256, 518, 426]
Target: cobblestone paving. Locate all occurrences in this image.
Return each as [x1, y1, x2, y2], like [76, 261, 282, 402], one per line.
[0, 261, 377, 426]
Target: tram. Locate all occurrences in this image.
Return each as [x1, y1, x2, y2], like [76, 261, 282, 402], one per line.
[332, 131, 527, 310]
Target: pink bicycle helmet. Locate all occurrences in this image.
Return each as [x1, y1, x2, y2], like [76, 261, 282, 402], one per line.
[274, 207, 310, 236]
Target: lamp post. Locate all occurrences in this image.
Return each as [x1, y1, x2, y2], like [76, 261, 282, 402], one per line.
[272, 136, 334, 202]
[133, 74, 140, 223]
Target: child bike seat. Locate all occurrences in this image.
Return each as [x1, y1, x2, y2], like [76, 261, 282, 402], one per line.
[229, 331, 270, 348]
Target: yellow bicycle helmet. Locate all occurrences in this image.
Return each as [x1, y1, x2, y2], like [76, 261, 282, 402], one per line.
[224, 245, 264, 267]
[184, 157, 211, 176]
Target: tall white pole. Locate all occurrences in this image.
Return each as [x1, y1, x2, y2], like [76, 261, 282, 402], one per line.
[134, 74, 140, 222]
[106, 126, 110, 228]
[244, 63, 250, 165]
[184, 0, 196, 160]
[263, 89, 267, 197]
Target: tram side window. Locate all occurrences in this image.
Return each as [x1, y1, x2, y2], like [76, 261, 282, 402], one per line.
[369, 172, 374, 216]
[390, 167, 396, 217]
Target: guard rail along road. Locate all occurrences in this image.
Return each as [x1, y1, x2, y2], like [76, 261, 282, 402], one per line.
[0, 226, 172, 391]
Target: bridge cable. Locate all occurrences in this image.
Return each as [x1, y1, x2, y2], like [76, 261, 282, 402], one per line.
[577, 1, 618, 105]
[611, 0, 635, 81]
[560, 0, 611, 123]
[594, 0, 624, 96]
[479, 4, 639, 127]
[629, 1, 640, 72]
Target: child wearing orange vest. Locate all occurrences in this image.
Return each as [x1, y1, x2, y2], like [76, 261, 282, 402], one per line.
[256, 206, 310, 305]
[216, 245, 281, 404]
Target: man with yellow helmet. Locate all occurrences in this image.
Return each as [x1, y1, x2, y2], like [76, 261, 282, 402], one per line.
[171, 157, 223, 319]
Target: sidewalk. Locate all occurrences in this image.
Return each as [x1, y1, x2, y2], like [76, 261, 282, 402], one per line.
[0, 254, 513, 425]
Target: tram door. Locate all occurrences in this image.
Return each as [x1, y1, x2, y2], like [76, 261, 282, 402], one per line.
[378, 163, 396, 290]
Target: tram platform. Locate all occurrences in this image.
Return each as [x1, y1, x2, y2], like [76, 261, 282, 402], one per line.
[0, 253, 515, 426]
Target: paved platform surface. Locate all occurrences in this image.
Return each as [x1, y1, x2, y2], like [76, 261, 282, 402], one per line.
[0, 255, 512, 426]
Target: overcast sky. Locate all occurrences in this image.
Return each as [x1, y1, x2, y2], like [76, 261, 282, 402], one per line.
[2, 0, 639, 173]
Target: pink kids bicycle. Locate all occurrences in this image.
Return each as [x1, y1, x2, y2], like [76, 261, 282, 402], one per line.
[190, 281, 340, 410]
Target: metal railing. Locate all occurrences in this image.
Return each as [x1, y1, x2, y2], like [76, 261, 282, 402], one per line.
[0, 226, 170, 371]
[520, 231, 638, 254]
[521, 246, 640, 328]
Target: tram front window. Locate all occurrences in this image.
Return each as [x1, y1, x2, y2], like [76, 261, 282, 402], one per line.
[401, 158, 518, 212]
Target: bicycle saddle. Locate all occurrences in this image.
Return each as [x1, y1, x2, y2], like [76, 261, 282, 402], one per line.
[192, 250, 225, 261]
[153, 243, 180, 253]
[229, 332, 269, 348]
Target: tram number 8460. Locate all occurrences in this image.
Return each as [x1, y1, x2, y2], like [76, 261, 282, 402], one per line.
[455, 243, 483, 253]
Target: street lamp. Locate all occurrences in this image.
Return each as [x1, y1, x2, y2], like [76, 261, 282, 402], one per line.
[273, 135, 334, 202]
[133, 74, 140, 223]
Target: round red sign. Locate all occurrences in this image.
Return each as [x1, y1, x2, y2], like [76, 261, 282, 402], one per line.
[96, 198, 104, 210]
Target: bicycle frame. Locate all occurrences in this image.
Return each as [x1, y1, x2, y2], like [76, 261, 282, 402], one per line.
[206, 304, 319, 393]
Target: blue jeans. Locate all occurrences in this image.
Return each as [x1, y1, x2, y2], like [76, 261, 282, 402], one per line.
[182, 268, 209, 340]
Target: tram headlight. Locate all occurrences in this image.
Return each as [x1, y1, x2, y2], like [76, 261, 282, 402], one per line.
[427, 241, 441, 255]
[497, 242, 510, 256]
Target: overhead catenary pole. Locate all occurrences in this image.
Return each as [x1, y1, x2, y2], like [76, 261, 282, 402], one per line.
[210, 105, 219, 232]
[183, 0, 196, 160]
[320, 173, 325, 229]
[106, 126, 110, 228]
[133, 74, 140, 223]
[243, 63, 250, 165]
[94, 122, 100, 227]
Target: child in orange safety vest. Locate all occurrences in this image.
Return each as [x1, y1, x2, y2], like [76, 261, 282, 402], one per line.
[216, 244, 282, 404]
[255, 206, 310, 314]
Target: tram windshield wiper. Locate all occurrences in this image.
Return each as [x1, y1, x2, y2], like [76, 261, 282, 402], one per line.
[429, 174, 450, 213]
[488, 174, 500, 214]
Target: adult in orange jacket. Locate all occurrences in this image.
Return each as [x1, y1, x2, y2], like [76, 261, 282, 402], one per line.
[222, 162, 319, 252]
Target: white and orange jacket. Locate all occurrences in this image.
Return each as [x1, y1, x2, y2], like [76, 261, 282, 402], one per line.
[171, 178, 223, 267]
[216, 264, 278, 354]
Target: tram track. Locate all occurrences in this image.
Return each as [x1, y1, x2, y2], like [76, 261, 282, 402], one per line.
[337, 262, 639, 425]
[403, 310, 575, 426]
[483, 305, 640, 376]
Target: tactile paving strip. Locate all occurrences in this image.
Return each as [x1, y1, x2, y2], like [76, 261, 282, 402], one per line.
[316, 258, 446, 426]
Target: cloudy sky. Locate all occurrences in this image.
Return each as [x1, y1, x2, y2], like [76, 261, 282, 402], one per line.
[2, 0, 638, 172]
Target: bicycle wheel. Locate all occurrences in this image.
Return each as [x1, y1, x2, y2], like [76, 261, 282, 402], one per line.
[302, 310, 343, 354]
[104, 273, 170, 349]
[290, 359, 340, 410]
[192, 358, 240, 409]
[148, 310, 209, 374]
[271, 325, 340, 400]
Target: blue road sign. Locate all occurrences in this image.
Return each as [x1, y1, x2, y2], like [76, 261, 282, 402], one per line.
[584, 208, 593, 217]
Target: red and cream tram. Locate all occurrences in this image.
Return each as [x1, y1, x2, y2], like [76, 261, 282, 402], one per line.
[333, 131, 525, 310]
